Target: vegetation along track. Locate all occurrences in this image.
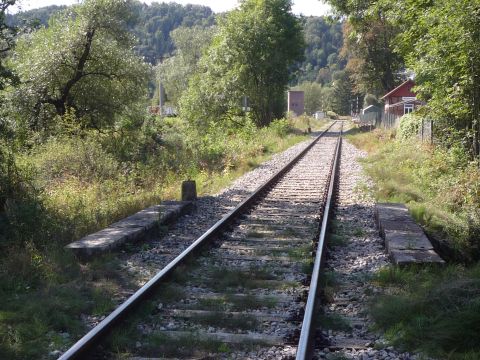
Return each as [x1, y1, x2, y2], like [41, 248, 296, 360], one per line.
[59, 121, 344, 360]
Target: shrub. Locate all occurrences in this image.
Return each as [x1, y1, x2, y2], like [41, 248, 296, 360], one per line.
[25, 135, 119, 185]
[326, 111, 338, 119]
[397, 112, 423, 140]
[269, 118, 291, 136]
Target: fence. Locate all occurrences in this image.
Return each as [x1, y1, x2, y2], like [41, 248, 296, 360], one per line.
[358, 111, 399, 129]
[418, 118, 433, 144]
[357, 111, 434, 144]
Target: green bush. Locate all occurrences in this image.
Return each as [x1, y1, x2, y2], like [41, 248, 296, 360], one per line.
[24, 136, 119, 185]
[269, 118, 291, 136]
[397, 112, 423, 140]
[326, 111, 338, 119]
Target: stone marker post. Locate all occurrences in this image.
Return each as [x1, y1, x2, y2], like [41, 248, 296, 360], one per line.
[182, 180, 197, 201]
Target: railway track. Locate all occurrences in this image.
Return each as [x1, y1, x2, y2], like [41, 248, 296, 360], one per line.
[59, 121, 343, 360]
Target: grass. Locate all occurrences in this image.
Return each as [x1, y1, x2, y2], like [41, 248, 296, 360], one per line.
[318, 313, 352, 332]
[345, 126, 480, 359]
[346, 127, 480, 262]
[0, 117, 331, 359]
[370, 264, 480, 359]
[327, 233, 349, 247]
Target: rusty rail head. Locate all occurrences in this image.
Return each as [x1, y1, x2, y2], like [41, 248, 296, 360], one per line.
[58, 121, 337, 360]
[296, 123, 343, 360]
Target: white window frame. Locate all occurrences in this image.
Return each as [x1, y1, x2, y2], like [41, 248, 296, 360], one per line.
[404, 103, 414, 114]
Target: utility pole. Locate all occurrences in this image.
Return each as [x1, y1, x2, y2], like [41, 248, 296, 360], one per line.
[159, 81, 165, 117]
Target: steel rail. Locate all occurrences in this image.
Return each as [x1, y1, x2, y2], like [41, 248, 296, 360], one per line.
[296, 124, 343, 360]
[58, 122, 337, 360]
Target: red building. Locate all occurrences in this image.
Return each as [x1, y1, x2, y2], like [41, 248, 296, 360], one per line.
[287, 90, 305, 116]
[381, 79, 423, 116]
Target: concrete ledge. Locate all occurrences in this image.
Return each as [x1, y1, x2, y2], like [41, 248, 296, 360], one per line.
[66, 201, 194, 258]
[375, 203, 444, 265]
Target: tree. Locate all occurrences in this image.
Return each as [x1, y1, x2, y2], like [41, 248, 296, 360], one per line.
[7, 1, 216, 65]
[180, 0, 305, 127]
[12, 0, 151, 131]
[294, 16, 344, 84]
[0, 0, 17, 212]
[331, 70, 355, 115]
[156, 25, 214, 106]
[0, 0, 18, 94]
[327, 0, 405, 96]
[389, 0, 480, 156]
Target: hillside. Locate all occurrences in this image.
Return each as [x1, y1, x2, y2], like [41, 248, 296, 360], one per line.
[8, 2, 342, 72]
[7, 1, 216, 64]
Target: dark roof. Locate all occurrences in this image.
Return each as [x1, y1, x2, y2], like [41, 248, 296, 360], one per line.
[381, 79, 414, 99]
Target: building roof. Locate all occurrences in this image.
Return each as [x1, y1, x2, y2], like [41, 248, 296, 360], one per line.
[381, 79, 415, 99]
[363, 105, 378, 111]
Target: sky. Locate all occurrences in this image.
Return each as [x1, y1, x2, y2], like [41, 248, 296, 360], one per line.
[11, 0, 331, 16]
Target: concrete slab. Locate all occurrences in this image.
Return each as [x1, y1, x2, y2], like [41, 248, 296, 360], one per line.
[375, 203, 444, 265]
[66, 201, 194, 258]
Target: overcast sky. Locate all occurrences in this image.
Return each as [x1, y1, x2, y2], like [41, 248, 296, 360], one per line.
[11, 0, 331, 16]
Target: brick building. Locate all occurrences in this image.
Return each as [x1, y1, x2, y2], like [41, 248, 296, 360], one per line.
[287, 90, 305, 116]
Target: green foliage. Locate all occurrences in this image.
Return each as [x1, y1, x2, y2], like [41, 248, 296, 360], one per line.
[12, 0, 151, 132]
[129, 1, 215, 64]
[180, 0, 305, 127]
[8, 1, 215, 65]
[392, 0, 480, 156]
[331, 70, 356, 115]
[0, 0, 18, 92]
[371, 264, 480, 359]
[269, 118, 291, 136]
[332, 8, 405, 96]
[295, 16, 344, 84]
[397, 112, 422, 141]
[350, 129, 480, 261]
[156, 25, 214, 105]
[330, 0, 480, 156]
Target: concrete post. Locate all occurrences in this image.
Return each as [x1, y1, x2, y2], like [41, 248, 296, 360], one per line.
[182, 180, 197, 201]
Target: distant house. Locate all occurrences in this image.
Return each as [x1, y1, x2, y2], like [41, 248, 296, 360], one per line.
[381, 79, 423, 116]
[287, 90, 305, 116]
[314, 111, 325, 120]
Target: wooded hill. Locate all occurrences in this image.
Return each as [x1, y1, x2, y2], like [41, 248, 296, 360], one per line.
[7, 1, 343, 81]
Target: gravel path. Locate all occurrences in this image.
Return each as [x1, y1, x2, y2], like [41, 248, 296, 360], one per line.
[315, 139, 426, 360]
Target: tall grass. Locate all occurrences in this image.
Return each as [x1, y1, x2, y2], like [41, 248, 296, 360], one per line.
[371, 265, 480, 359]
[0, 115, 323, 359]
[346, 128, 480, 262]
[347, 126, 480, 359]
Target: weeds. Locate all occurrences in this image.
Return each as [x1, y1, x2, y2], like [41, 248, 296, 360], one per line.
[318, 313, 352, 332]
[191, 312, 258, 330]
[370, 264, 480, 359]
[348, 128, 480, 261]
